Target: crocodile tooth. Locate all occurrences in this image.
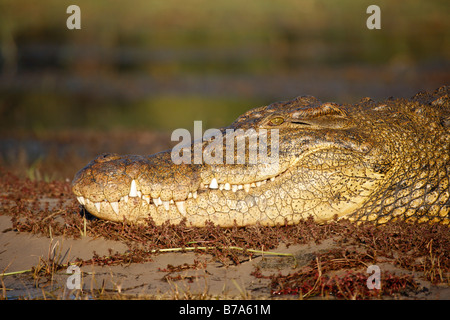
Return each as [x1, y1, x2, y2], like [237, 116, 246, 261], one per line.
[129, 180, 138, 197]
[270, 177, 275, 181]
[209, 178, 218, 189]
[224, 183, 231, 190]
[142, 195, 150, 204]
[123, 195, 129, 203]
[231, 185, 238, 192]
[162, 201, 170, 210]
[170, 199, 174, 204]
[238, 185, 243, 190]
[152, 197, 160, 207]
[193, 191, 198, 199]
[251, 182, 256, 187]
[256, 181, 262, 187]
[137, 191, 142, 198]
[244, 184, 250, 193]
[188, 192, 193, 198]
[110, 201, 119, 214]
[77, 196, 85, 205]
[175, 201, 186, 215]
[94, 202, 101, 212]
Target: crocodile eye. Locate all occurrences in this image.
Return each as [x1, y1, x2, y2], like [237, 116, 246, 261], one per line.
[95, 153, 121, 163]
[267, 117, 284, 126]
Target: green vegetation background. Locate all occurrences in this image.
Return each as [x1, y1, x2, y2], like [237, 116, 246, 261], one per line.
[0, 0, 449, 132]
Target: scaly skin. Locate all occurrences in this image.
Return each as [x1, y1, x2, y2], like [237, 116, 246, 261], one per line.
[72, 86, 450, 226]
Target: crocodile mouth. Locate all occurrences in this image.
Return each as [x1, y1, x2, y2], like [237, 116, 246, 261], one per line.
[75, 173, 281, 218]
[73, 144, 353, 220]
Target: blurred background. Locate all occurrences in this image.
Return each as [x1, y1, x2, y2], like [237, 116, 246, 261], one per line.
[0, 0, 449, 180]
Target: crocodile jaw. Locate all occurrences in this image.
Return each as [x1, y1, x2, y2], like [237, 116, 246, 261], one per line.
[71, 150, 301, 226]
[74, 173, 283, 227]
[71, 142, 382, 227]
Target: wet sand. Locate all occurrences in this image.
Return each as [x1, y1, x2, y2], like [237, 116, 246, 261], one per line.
[1, 197, 449, 300]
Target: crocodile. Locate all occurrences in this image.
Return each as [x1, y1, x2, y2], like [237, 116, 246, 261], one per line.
[72, 86, 450, 227]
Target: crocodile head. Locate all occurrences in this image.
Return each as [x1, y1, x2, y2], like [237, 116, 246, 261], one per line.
[72, 87, 450, 226]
